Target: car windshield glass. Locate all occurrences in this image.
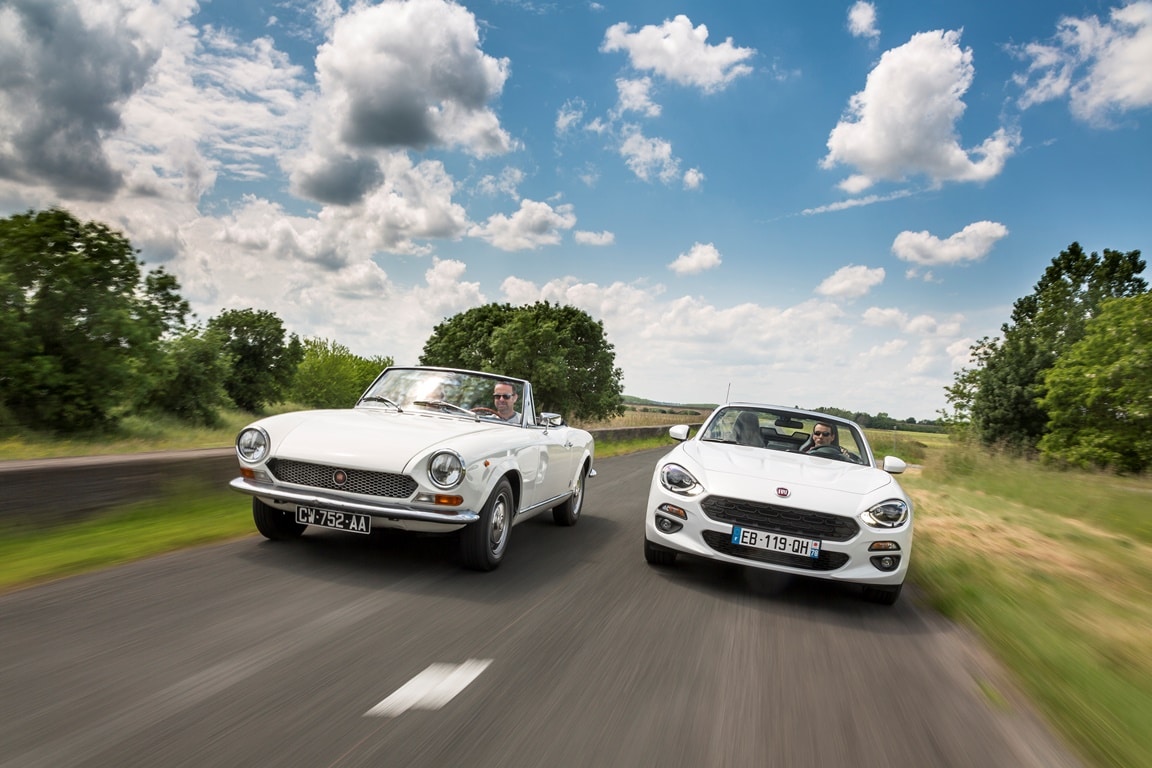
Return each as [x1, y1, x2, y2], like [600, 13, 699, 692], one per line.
[701, 407, 868, 464]
[358, 368, 526, 424]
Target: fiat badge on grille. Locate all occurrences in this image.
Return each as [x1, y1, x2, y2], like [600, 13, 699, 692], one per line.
[776, 487, 790, 498]
[333, 469, 348, 487]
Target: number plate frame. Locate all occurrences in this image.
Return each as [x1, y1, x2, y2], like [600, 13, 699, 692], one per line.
[730, 526, 821, 559]
[296, 506, 371, 535]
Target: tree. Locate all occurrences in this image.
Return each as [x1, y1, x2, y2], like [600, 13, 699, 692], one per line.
[207, 308, 303, 412]
[1038, 294, 1152, 473]
[291, 338, 393, 408]
[967, 243, 1146, 449]
[0, 208, 189, 431]
[418, 303, 517, 371]
[135, 325, 233, 426]
[419, 302, 624, 421]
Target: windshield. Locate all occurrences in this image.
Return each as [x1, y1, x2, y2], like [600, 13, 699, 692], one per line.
[357, 368, 529, 426]
[700, 406, 869, 465]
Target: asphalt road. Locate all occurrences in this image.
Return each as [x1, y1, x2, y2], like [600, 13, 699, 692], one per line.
[0, 449, 1082, 768]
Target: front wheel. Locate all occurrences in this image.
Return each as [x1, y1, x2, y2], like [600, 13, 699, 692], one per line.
[252, 498, 306, 540]
[460, 479, 513, 571]
[552, 465, 588, 526]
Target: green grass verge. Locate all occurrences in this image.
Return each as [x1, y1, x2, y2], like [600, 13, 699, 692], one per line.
[904, 444, 1152, 768]
[0, 484, 253, 593]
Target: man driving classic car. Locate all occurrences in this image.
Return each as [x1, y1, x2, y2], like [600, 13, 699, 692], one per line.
[491, 381, 522, 423]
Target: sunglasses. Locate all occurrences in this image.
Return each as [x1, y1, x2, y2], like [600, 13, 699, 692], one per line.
[814, 430, 832, 437]
[493, 393, 514, 400]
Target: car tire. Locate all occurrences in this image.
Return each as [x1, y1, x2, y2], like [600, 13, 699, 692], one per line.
[862, 583, 902, 605]
[461, 478, 513, 571]
[252, 498, 306, 541]
[552, 464, 587, 526]
[644, 538, 677, 566]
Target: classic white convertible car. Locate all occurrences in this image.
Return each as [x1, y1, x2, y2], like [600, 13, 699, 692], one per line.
[230, 366, 595, 570]
[644, 404, 912, 604]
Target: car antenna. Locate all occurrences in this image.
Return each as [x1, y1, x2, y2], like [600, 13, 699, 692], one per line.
[725, 382, 731, 403]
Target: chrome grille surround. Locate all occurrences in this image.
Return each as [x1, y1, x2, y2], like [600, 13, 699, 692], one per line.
[266, 458, 418, 499]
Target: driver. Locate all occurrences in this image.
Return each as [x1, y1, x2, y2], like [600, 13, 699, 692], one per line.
[804, 422, 851, 458]
[492, 381, 522, 423]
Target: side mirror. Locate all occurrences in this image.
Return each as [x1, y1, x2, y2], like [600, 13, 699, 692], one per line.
[882, 456, 907, 474]
[539, 412, 565, 428]
[669, 424, 690, 441]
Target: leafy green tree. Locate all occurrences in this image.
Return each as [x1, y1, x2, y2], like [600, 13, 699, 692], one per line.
[136, 325, 233, 426]
[207, 308, 303, 412]
[420, 302, 624, 420]
[291, 338, 393, 408]
[418, 303, 518, 371]
[967, 243, 1146, 449]
[0, 208, 189, 431]
[1038, 294, 1152, 473]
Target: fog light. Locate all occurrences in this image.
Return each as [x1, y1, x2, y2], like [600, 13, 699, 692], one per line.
[656, 515, 683, 534]
[870, 555, 901, 571]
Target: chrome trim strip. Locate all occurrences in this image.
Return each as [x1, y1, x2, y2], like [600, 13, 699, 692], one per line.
[229, 477, 480, 524]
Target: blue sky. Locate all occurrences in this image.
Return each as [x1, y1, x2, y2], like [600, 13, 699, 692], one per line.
[2, 0, 1150, 419]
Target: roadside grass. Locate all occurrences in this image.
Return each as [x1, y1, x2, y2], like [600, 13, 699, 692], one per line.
[0, 408, 283, 460]
[902, 443, 1152, 768]
[0, 483, 252, 593]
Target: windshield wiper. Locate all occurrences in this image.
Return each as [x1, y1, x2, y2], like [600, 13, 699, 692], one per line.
[358, 396, 402, 411]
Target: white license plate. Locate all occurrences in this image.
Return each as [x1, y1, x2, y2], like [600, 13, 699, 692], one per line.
[730, 526, 821, 558]
[296, 506, 371, 534]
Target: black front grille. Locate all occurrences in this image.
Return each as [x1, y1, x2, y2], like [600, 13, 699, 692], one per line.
[267, 459, 417, 498]
[702, 531, 850, 571]
[701, 495, 859, 542]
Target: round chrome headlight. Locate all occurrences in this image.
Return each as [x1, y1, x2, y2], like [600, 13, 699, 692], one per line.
[236, 427, 270, 463]
[660, 463, 702, 495]
[428, 450, 465, 489]
[861, 499, 910, 528]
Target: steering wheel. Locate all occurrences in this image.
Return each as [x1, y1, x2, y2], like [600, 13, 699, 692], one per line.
[809, 445, 847, 460]
[472, 406, 499, 416]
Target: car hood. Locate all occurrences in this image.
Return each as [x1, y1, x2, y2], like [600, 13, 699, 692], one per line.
[257, 409, 507, 468]
[681, 440, 896, 497]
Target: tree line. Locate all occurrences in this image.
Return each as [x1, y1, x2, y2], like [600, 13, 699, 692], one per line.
[0, 209, 624, 434]
[944, 242, 1149, 473]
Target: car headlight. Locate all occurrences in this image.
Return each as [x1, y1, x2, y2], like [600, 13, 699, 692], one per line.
[660, 463, 702, 495]
[428, 450, 465, 489]
[861, 499, 910, 528]
[236, 427, 269, 463]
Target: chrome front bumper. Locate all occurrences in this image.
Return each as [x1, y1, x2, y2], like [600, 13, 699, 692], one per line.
[229, 477, 480, 524]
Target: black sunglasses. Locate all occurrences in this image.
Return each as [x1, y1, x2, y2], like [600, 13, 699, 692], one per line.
[494, 393, 514, 400]
[814, 430, 832, 437]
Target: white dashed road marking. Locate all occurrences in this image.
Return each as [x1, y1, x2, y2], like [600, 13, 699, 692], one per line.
[365, 659, 493, 717]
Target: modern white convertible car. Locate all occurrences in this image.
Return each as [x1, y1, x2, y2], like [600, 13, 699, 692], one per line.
[644, 404, 912, 604]
[230, 366, 595, 571]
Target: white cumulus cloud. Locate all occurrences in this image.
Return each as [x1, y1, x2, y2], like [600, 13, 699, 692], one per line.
[892, 221, 1009, 266]
[601, 15, 756, 93]
[822, 29, 1020, 192]
[668, 242, 722, 274]
[816, 265, 885, 299]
